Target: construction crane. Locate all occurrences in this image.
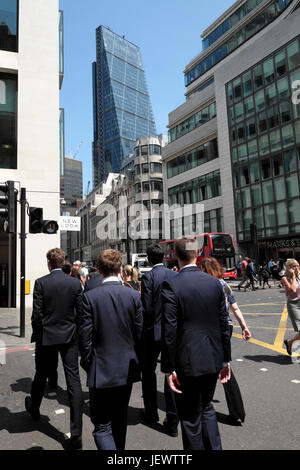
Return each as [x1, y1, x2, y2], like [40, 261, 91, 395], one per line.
[67, 141, 83, 159]
[85, 180, 91, 197]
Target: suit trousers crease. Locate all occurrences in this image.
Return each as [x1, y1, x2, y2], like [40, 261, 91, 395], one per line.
[223, 324, 246, 421]
[31, 336, 83, 437]
[175, 373, 222, 450]
[141, 338, 178, 428]
[89, 384, 132, 451]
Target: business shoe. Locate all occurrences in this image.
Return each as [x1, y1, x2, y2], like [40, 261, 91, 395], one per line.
[25, 396, 40, 421]
[69, 435, 82, 450]
[163, 419, 178, 437]
[284, 339, 292, 356]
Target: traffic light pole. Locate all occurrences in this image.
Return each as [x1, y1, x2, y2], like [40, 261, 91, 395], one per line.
[20, 188, 26, 338]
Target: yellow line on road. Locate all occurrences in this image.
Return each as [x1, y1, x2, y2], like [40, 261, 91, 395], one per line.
[273, 304, 288, 350]
[233, 325, 294, 331]
[232, 333, 288, 355]
[242, 313, 284, 315]
[239, 303, 285, 307]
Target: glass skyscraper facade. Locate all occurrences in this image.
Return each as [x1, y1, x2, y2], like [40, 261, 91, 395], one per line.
[92, 26, 156, 187]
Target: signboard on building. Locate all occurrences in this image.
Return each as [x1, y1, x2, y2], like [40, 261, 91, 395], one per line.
[59, 216, 81, 231]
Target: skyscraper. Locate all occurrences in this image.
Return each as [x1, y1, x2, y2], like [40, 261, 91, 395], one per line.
[92, 26, 157, 187]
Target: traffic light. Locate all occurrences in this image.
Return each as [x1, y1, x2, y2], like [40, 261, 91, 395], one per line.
[43, 220, 59, 234]
[0, 181, 17, 233]
[29, 207, 43, 233]
[29, 207, 59, 234]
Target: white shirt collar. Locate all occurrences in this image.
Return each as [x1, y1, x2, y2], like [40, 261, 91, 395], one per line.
[180, 264, 197, 270]
[153, 263, 164, 268]
[102, 276, 121, 283]
[51, 268, 62, 272]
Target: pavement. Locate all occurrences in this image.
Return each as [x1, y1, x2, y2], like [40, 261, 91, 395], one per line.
[0, 307, 32, 350]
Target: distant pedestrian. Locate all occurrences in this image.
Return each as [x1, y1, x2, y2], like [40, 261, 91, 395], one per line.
[245, 259, 256, 291]
[202, 257, 251, 426]
[84, 267, 103, 293]
[25, 248, 83, 450]
[282, 259, 300, 356]
[238, 257, 248, 290]
[62, 262, 72, 275]
[259, 264, 271, 289]
[122, 265, 140, 291]
[271, 261, 281, 287]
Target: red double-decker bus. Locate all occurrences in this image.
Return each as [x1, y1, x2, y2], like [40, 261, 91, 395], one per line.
[159, 232, 237, 279]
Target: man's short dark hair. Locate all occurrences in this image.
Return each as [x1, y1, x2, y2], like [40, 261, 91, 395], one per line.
[47, 248, 65, 269]
[175, 237, 197, 263]
[97, 249, 122, 277]
[146, 243, 164, 265]
[62, 262, 72, 275]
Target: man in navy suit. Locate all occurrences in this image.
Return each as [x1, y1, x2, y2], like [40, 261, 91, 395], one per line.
[140, 243, 179, 436]
[84, 267, 103, 292]
[25, 248, 83, 450]
[79, 249, 143, 450]
[161, 237, 231, 450]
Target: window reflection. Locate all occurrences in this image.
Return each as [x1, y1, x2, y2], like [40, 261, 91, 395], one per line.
[0, 0, 17, 52]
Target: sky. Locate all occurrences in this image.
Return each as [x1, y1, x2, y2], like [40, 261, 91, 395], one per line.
[59, 0, 234, 193]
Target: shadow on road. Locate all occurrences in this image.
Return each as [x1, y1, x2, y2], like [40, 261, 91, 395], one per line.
[0, 326, 20, 338]
[0, 407, 68, 449]
[243, 354, 291, 365]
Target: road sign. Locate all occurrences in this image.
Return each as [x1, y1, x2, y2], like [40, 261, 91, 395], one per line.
[59, 216, 81, 231]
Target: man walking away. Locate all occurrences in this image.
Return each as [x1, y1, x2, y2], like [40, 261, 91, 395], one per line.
[141, 243, 179, 436]
[238, 257, 248, 290]
[79, 249, 143, 450]
[25, 248, 83, 450]
[161, 237, 231, 450]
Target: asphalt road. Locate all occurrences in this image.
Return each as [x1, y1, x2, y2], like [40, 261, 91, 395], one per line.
[0, 284, 299, 451]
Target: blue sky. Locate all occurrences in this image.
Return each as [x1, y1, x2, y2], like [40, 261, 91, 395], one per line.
[59, 0, 233, 193]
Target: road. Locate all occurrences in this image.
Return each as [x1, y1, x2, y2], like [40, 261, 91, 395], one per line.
[0, 284, 299, 451]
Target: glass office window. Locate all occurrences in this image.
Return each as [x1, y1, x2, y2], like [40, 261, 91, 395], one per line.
[264, 204, 276, 227]
[242, 71, 253, 97]
[142, 181, 150, 192]
[238, 144, 247, 163]
[282, 123, 294, 148]
[0, 0, 18, 52]
[259, 134, 269, 156]
[263, 58, 275, 85]
[280, 101, 292, 124]
[263, 180, 274, 203]
[274, 177, 286, 200]
[277, 77, 289, 101]
[269, 129, 281, 152]
[268, 105, 279, 128]
[253, 64, 264, 90]
[265, 84, 276, 106]
[272, 154, 284, 176]
[0, 74, 17, 169]
[284, 149, 297, 172]
[289, 199, 300, 223]
[255, 90, 265, 112]
[254, 207, 264, 228]
[150, 162, 162, 174]
[142, 163, 149, 173]
[244, 96, 255, 117]
[286, 173, 299, 198]
[261, 157, 271, 179]
[241, 187, 251, 208]
[252, 184, 262, 205]
[275, 49, 286, 78]
[250, 162, 260, 183]
[248, 139, 258, 159]
[277, 201, 288, 225]
[258, 111, 267, 134]
[295, 120, 300, 144]
[141, 145, 148, 155]
[287, 40, 300, 70]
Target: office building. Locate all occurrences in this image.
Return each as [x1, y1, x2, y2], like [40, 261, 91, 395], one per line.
[92, 25, 157, 187]
[162, 0, 300, 263]
[0, 0, 63, 307]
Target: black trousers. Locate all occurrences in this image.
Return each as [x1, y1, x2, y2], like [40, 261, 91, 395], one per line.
[142, 339, 179, 430]
[31, 335, 83, 437]
[89, 384, 132, 450]
[222, 324, 245, 421]
[175, 373, 221, 450]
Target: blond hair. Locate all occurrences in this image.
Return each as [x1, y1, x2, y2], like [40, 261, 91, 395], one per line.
[285, 258, 300, 282]
[123, 264, 138, 283]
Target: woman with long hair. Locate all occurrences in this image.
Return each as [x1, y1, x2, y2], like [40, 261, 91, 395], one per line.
[282, 259, 300, 355]
[202, 257, 251, 425]
[121, 265, 140, 292]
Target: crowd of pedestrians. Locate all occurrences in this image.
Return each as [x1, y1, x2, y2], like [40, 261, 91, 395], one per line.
[23, 241, 300, 451]
[237, 256, 287, 291]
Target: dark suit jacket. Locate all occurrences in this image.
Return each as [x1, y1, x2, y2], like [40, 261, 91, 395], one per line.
[79, 281, 143, 389]
[161, 266, 231, 377]
[84, 273, 103, 292]
[141, 265, 178, 343]
[31, 269, 83, 346]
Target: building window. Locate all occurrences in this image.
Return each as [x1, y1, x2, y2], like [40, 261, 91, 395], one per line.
[0, 73, 17, 169]
[0, 0, 18, 52]
[150, 162, 162, 174]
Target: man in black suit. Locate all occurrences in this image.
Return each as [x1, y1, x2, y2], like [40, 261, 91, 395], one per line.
[84, 267, 103, 292]
[79, 249, 143, 450]
[140, 243, 179, 436]
[25, 248, 83, 450]
[161, 237, 231, 450]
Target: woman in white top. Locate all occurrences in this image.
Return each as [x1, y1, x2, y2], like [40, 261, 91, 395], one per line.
[282, 259, 300, 355]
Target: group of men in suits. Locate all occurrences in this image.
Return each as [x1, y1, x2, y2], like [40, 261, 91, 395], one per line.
[25, 237, 231, 450]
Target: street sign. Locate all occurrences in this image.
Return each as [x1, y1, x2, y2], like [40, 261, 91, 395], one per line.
[59, 216, 81, 231]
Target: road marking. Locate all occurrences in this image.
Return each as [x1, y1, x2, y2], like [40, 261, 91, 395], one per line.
[233, 325, 294, 331]
[236, 359, 244, 362]
[260, 368, 268, 371]
[55, 409, 65, 415]
[291, 380, 300, 384]
[241, 313, 284, 316]
[273, 304, 288, 351]
[239, 303, 285, 307]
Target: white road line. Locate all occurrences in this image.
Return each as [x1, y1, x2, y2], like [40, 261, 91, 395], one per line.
[259, 368, 268, 372]
[55, 409, 65, 415]
[236, 359, 244, 362]
[291, 380, 300, 384]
